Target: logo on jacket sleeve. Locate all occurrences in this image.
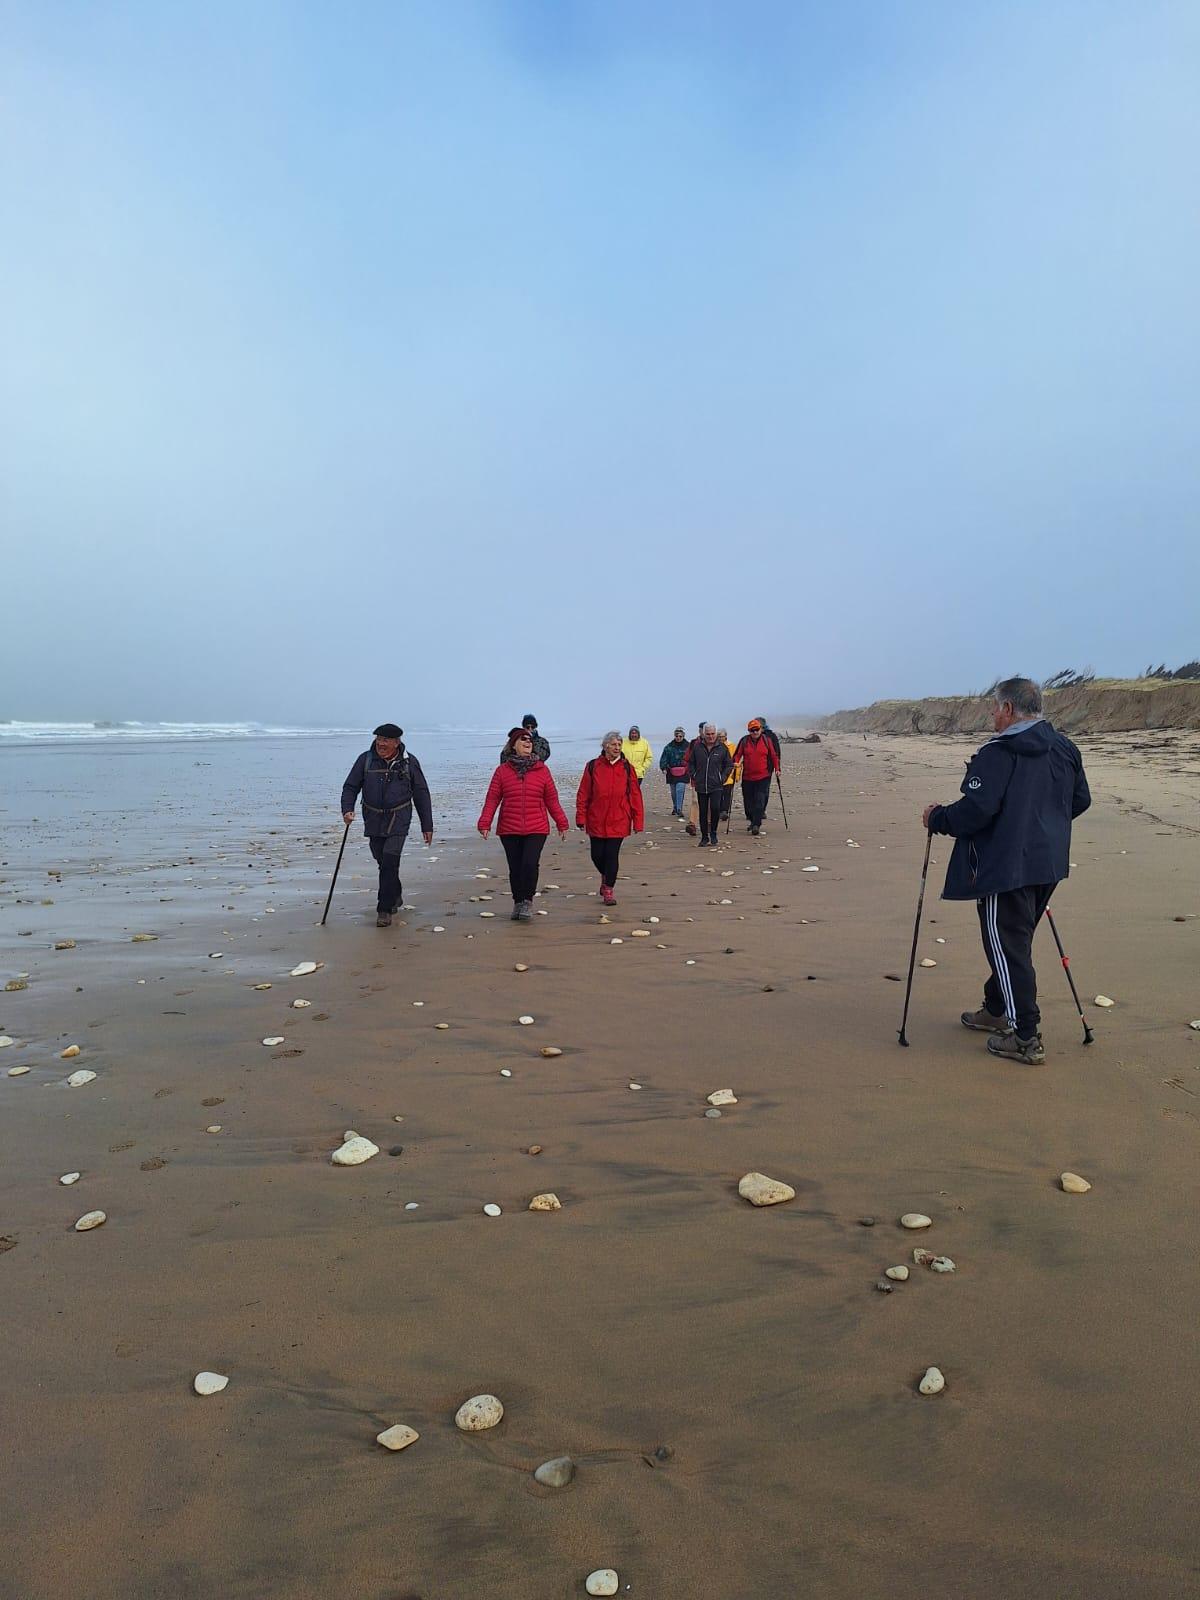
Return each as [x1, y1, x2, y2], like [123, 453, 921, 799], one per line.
[967, 777, 982, 790]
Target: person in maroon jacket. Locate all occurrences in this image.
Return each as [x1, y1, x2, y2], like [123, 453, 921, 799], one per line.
[575, 730, 645, 906]
[734, 718, 781, 835]
[478, 728, 570, 921]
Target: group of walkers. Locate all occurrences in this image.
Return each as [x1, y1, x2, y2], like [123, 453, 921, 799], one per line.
[339, 675, 1094, 1067]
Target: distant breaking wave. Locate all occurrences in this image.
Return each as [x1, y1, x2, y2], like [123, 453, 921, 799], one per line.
[0, 720, 362, 744]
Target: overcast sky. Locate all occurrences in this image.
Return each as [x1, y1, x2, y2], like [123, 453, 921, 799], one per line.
[3, 1, 1197, 729]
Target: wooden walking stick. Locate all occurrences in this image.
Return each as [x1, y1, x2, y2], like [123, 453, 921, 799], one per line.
[320, 822, 352, 926]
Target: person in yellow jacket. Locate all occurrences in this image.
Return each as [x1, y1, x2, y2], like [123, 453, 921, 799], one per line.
[717, 728, 737, 825]
[622, 725, 653, 783]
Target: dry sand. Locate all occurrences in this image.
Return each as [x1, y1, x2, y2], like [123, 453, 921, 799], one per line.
[2, 733, 1198, 1599]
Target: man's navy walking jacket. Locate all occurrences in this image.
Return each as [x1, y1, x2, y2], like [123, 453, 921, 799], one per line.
[928, 720, 1091, 900]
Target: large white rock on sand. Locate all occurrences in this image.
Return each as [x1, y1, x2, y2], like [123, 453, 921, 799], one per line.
[1060, 1171, 1092, 1193]
[708, 1088, 737, 1106]
[738, 1172, 795, 1206]
[918, 1366, 946, 1396]
[290, 961, 318, 977]
[455, 1394, 504, 1431]
[585, 1572, 619, 1596]
[331, 1135, 379, 1166]
[74, 1211, 106, 1231]
[193, 1371, 229, 1396]
[376, 1424, 419, 1451]
[65, 1069, 97, 1087]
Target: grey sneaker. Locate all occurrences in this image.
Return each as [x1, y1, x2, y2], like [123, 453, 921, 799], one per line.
[517, 901, 533, 922]
[961, 1005, 1006, 1033]
[987, 1031, 1046, 1065]
[376, 911, 392, 928]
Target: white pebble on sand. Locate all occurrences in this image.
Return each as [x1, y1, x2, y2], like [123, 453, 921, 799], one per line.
[60, 1172, 81, 1185]
[802, 865, 820, 872]
[74, 1210, 106, 1231]
[262, 1037, 285, 1047]
[628, 1082, 642, 1090]
[0, 1037, 16, 1048]
[499, 1069, 512, 1077]
[1094, 995, 1115, 1007]
[291, 999, 311, 1009]
[252, 983, 272, 991]
[707, 1089, 737, 1106]
[738, 1172, 795, 1206]
[331, 1136, 379, 1166]
[60, 1045, 81, 1059]
[585, 1571, 619, 1596]
[517, 1015, 534, 1025]
[919, 958, 937, 968]
[483, 1203, 502, 1216]
[206, 1125, 222, 1133]
[1060, 1172, 1092, 1193]
[540, 1048, 563, 1058]
[631, 928, 651, 936]
[376, 1424, 419, 1451]
[193, 1371, 229, 1395]
[404, 1202, 419, 1210]
[528, 1193, 561, 1211]
[514, 963, 528, 972]
[454, 1394, 503, 1431]
[912, 1248, 936, 1265]
[930, 1256, 956, 1273]
[610, 938, 623, 945]
[918, 1366, 946, 1396]
[885, 1265, 909, 1280]
[7, 1065, 30, 1077]
[900, 1213, 932, 1229]
[290, 961, 318, 977]
[65, 1069, 97, 1087]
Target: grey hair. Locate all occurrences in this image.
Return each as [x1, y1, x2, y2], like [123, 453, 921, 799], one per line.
[992, 676, 1042, 717]
[602, 729, 622, 746]
[702, 722, 716, 735]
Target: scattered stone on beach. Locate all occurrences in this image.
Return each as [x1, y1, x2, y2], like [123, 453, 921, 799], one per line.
[252, 983, 272, 990]
[648, 915, 660, 923]
[454, 1394, 503, 1431]
[858, 1216, 876, 1227]
[60, 1045, 81, 1058]
[193, 1371, 228, 1396]
[432, 926, 445, 933]
[929, 1256, 956, 1273]
[376, 1424, 419, 1451]
[499, 1069, 512, 1077]
[875, 1277, 894, 1293]
[290, 961, 318, 977]
[291, 999, 311, 1009]
[1189, 1020, 1200, 1031]
[707, 1089, 737, 1106]
[585, 1571, 619, 1596]
[404, 1202, 419, 1210]
[738, 1172, 795, 1207]
[0, 1037, 15, 1048]
[5, 979, 28, 992]
[610, 938, 623, 945]
[900, 1213, 932, 1229]
[208, 952, 223, 959]
[628, 1081, 642, 1090]
[527, 1145, 543, 1156]
[517, 1015, 534, 1025]
[885, 1265, 909, 1280]
[802, 865, 820, 873]
[331, 1135, 379, 1166]
[918, 1366, 946, 1396]
[1060, 1171, 1092, 1193]
[912, 1247, 936, 1266]
[74, 1210, 106, 1231]
[704, 1108, 722, 1118]
[919, 958, 937, 968]
[533, 1455, 575, 1488]
[631, 928, 651, 937]
[54, 939, 77, 950]
[483, 1203, 502, 1216]
[528, 1192, 561, 1211]
[60, 1172, 81, 1185]
[540, 1047, 563, 1058]
[65, 1069, 97, 1087]
[261, 1036, 284, 1047]
[1094, 995, 1114, 1007]
[514, 963, 529, 972]
[206, 1125, 222, 1133]
[884, 972, 903, 982]
[935, 937, 946, 944]
[131, 934, 158, 942]
[140, 1156, 167, 1171]
[7, 1065, 30, 1077]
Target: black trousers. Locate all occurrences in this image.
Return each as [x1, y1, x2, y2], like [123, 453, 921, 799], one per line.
[976, 883, 1056, 1038]
[697, 791, 722, 840]
[589, 835, 622, 887]
[742, 777, 771, 828]
[500, 833, 546, 902]
[719, 785, 733, 819]
[368, 829, 409, 913]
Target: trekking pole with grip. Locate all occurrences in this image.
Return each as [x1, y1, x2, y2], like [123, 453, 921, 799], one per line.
[1043, 906, 1095, 1044]
[320, 822, 351, 927]
[897, 829, 933, 1046]
[773, 769, 789, 830]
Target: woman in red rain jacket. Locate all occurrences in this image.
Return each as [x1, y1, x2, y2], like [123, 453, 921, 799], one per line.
[478, 728, 569, 921]
[575, 730, 645, 906]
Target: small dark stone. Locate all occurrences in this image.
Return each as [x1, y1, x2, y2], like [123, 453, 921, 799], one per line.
[874, 1278, 894, 1293]
[762, 985, 774, 992]
[858, 1216, 876, 1227]
[654, 1444, 674, 1461]
[724, 947, 734, 954]
[388, 1145, 404, 1156]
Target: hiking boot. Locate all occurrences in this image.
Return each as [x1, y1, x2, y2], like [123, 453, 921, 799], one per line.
[750, 825, 760, 836]
[600, 884, 616, 906]
[961, 1005, 1006, 1033]
[517, 901, 533, 922]
[987, 1030, 1046, 1065]
[510, 903, 522, 921]
[376, 911, 392, 928]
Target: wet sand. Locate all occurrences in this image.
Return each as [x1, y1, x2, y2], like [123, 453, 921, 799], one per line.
[2, 734, 1198, 1599]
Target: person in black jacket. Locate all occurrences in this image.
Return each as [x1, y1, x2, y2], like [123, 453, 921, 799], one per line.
[341, 723, 434, 927]
[686, 723, 734, 847]
[499, 713, 550, 764]
[922, 677, 1091, 1064]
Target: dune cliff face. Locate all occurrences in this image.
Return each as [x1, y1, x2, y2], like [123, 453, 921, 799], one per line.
[819, 680, 1200, 735]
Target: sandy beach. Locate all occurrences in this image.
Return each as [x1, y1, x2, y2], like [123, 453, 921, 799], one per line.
[2, 731, 1198, 1599]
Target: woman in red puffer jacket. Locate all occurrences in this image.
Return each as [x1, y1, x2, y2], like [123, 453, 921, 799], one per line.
[575, 730, 645, 906]
[478, 728, 569, 921]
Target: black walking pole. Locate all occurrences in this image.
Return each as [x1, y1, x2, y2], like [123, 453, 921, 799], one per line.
[773, 769, 789, 830]
[897, 829, 933, 1047]
[320, 822, 352, 927]
[1043, 907, 1095, 1045]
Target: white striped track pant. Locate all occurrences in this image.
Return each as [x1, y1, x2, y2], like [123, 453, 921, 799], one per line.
[976, 884, 1056, 1039]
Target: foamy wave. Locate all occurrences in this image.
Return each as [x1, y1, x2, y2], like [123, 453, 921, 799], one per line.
[0, 721, 360, 743]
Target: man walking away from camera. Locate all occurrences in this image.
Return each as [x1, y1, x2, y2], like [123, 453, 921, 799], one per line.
[922, 677, 1090, 1065]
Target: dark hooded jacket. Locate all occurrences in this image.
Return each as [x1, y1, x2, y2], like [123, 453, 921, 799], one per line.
[341, 743, 434, 838]
[928, 720, 1090, 900]
[685, 737, 734, 794]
